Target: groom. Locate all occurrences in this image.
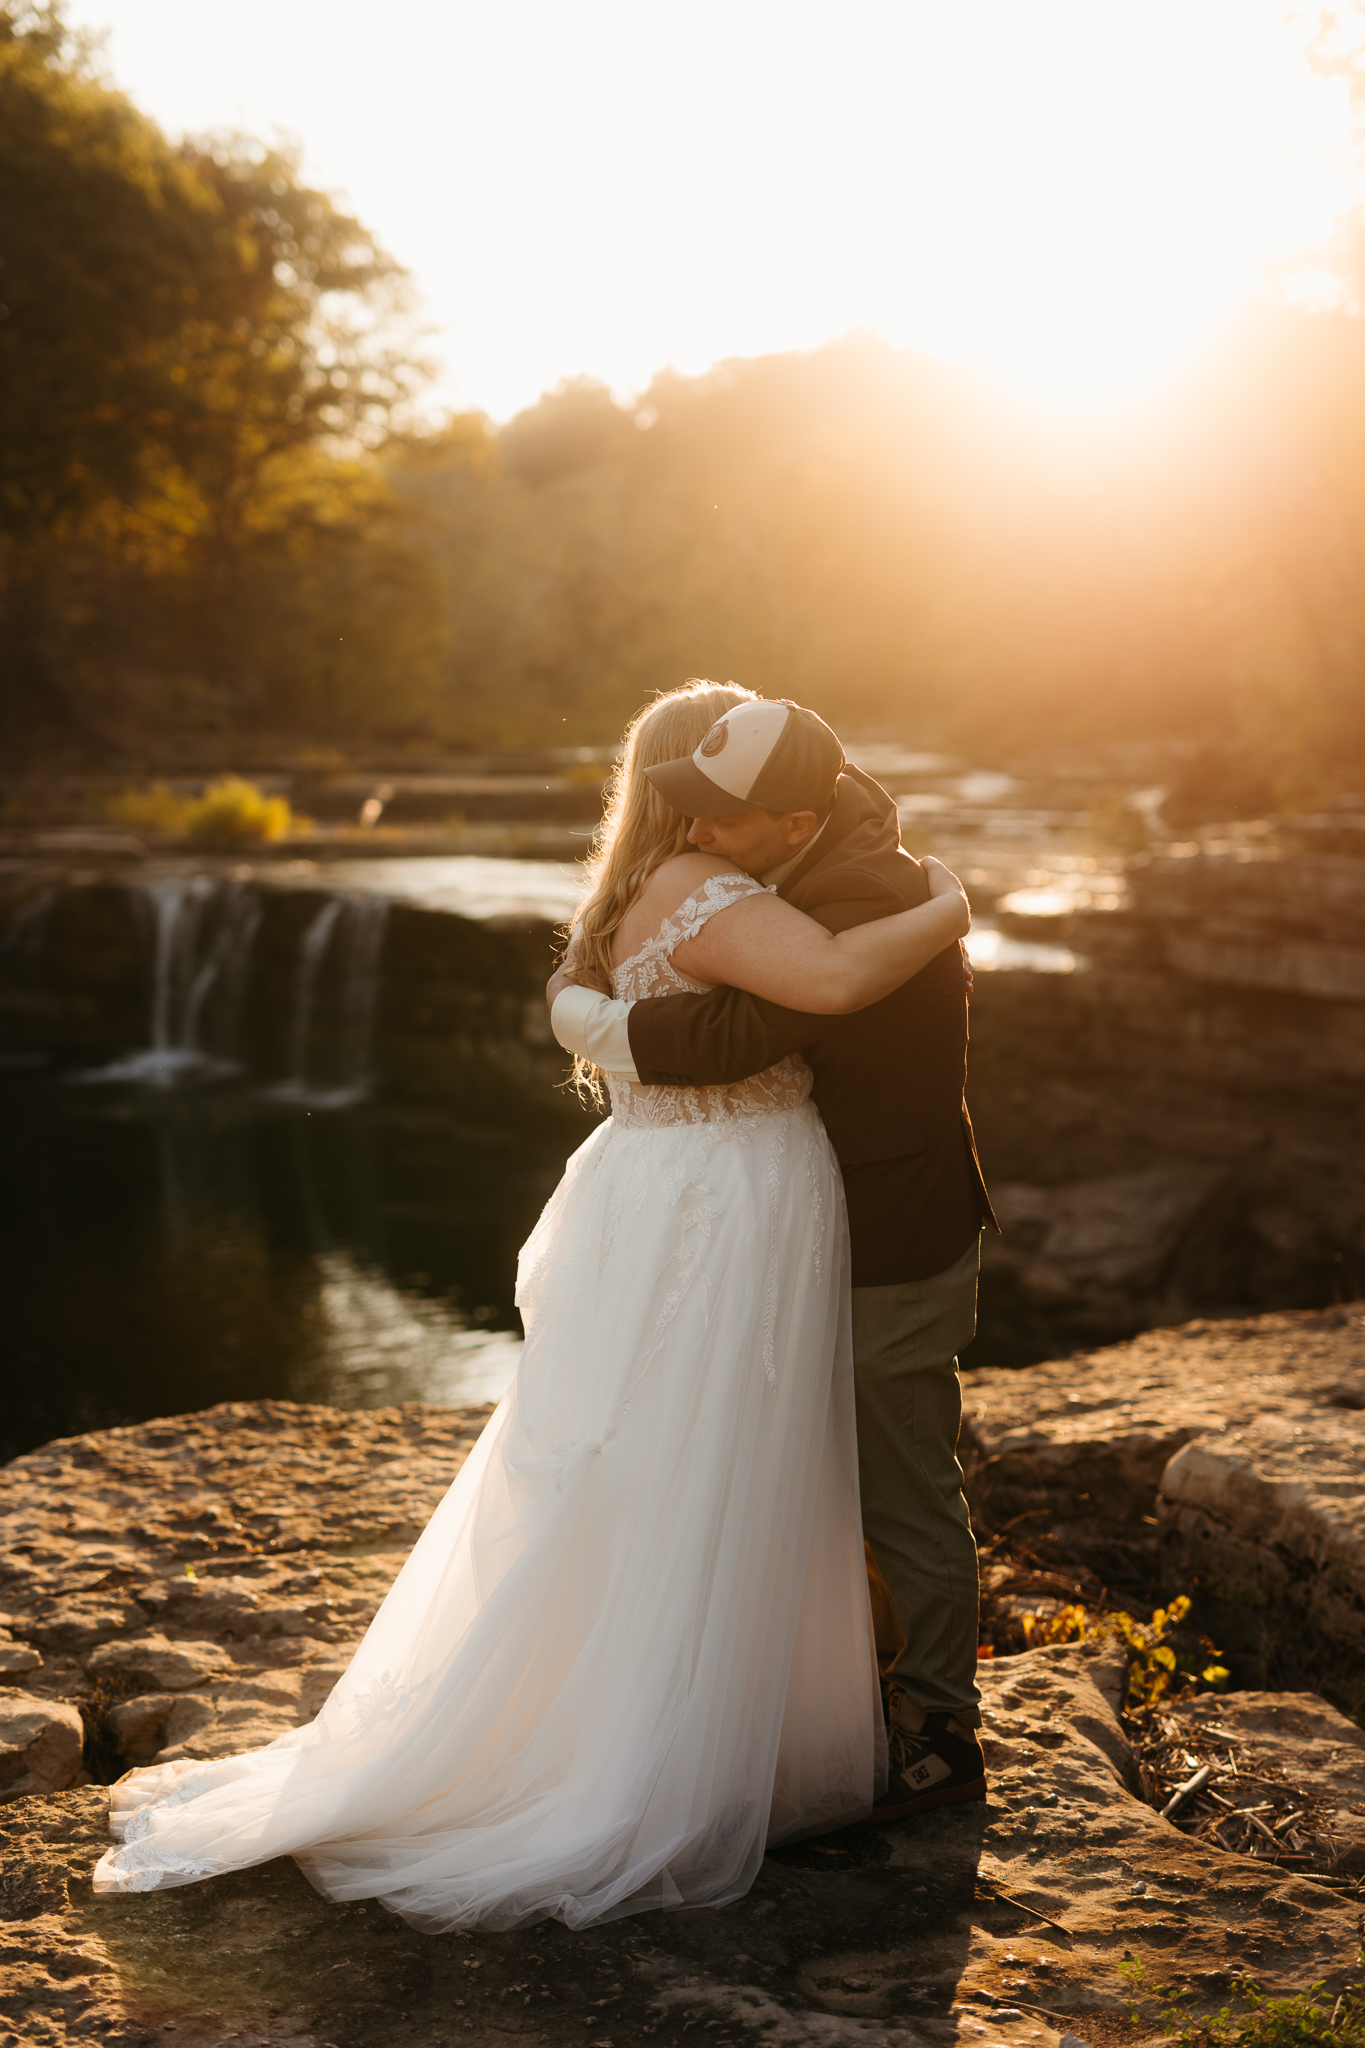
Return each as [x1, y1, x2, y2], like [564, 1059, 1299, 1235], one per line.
[548, 695, 998, 1821]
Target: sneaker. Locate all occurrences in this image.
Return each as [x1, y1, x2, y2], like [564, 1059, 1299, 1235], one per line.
[870, 1708, 986, 1822]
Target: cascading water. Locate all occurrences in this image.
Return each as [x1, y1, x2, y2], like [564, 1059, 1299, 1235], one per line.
[67, 877, 391, 1102]
[80, 876, 263, 1086]
[283, 897, 346, 1092]
[271, 893, 391, 1108]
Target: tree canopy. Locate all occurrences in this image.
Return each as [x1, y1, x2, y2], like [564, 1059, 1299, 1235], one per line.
[3, 0, 1365, 801]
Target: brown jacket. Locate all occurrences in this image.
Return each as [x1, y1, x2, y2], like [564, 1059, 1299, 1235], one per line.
[627, 767, 998, 1286]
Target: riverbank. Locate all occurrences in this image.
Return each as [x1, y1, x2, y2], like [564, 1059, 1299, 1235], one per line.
[2, 1310, 1364, 2044]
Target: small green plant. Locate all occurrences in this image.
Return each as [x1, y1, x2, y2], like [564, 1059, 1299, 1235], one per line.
[1125, 1954, 1365, 2047]
[1021, 1595, 1229, 1712]
[106, 776, 302, 844]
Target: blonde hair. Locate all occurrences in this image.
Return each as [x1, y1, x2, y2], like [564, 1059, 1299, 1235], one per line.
[566, 677, 756, 1101]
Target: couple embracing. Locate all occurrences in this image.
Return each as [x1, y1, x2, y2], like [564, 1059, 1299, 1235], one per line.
[95, 680, 997, 1936]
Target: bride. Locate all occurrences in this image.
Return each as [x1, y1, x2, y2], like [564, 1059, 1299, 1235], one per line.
[95, 680, 971, 1933]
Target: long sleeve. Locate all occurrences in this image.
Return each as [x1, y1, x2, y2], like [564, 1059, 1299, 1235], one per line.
[550, 986, 640, 1076]
[627, 985, 819, 1087]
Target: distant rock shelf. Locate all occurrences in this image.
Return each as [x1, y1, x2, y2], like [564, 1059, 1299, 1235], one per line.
[2, 1313, 1365, 2043]
[968, 842, 1365, 1356]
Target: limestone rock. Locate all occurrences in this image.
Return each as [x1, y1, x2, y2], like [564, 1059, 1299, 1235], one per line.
[988, 1164, 1226, 1303]
[0, 1641, 41, 1681]
[962, 1305, 1365, 1528]
[84, 1635, 226, 1692]
[101, 1694, 178, 1768]
[0, 1401, 492, 1787]
[1157, 1410, 1365, 1701]
[0, 1693, 84, 1802]
[1, 1647, 1361, 2047]
[2, 1370, 1363, 2042]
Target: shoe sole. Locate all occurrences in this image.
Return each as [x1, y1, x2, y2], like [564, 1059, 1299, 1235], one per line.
[865, 1775, 987, 1824]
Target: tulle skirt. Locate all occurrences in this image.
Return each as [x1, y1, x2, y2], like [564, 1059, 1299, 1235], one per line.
[95, 1101, 884, 1931]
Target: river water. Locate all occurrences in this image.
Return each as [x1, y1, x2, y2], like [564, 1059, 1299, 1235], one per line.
[0, 811, 1095, 1460]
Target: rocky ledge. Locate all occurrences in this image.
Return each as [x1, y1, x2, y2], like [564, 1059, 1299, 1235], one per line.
[962, 1304, 1365, 1710]
[2, 1319, 1364, 2047]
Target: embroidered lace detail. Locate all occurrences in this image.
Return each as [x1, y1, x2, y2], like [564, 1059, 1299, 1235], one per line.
[348, 1669, 411, 1736]
[102, 1837, 221, 1892]
[100, 1764, 225, 1890]
[608, 872, 811, 1130]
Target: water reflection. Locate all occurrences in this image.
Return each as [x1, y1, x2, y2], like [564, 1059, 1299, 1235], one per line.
[0, 1074, 556, 1461]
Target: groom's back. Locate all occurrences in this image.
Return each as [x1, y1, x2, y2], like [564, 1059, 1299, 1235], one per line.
[628, 766, 995, 1286]
[778, 769, 992, 1284]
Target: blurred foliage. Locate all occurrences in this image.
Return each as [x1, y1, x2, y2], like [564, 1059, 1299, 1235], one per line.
[107, 774, 300, 841]
[0, 2, 433, 751]
[7, 2, 1365, 799]
[184, 776, 297, 843]
[104, 780, 192, 834]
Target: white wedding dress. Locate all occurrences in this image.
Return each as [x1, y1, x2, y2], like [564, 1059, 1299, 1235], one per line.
[95, 872, 885, 1932]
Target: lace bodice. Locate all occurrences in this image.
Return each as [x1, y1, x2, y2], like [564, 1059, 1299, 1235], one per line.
[608, 872, 811, 1129]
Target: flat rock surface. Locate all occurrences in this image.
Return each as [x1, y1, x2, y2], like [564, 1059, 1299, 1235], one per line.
[961, 1306, 1365, 1524]
[961, 1310, 1365, 1507]
[2, 1388, 1364, 2044]
[4, 1646, 1362, 2048]
[0, 1401, 492, 1779]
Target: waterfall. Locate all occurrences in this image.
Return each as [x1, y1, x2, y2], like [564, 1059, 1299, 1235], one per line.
[284, 897, 346, 1091]
[78, 876, 262, 1087]
[31, 872, 390, 1104]
[338, 894, 390, 1088]
[271, 893, 391, 1108]
[2, 886, 57, 966]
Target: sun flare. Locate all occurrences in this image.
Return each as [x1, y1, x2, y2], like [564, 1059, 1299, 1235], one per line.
[63, 0, 1359, 421]
[856, 2, 1356, 415]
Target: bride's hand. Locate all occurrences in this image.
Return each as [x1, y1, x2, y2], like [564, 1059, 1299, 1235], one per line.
[921, 856, 970, 922]
[546, 930, 584, 1010]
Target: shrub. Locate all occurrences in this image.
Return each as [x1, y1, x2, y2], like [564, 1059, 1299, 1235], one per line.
[184, 777, 295, 845]
[1021, 1595, 1229, 1712]
[106, 781, 195, 834]
[105, 777, 301, 843]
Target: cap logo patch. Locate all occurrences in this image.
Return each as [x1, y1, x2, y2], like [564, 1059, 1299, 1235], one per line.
[698, 721, 729, 757]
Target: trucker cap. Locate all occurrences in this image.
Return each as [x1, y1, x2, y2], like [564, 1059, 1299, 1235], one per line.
[645, 699, 846, 817]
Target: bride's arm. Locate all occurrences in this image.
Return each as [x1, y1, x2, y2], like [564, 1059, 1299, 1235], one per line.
[671, 859, 970, 1015]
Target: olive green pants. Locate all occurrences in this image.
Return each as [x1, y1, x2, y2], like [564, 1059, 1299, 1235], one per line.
[851, 1237, 982, 1729]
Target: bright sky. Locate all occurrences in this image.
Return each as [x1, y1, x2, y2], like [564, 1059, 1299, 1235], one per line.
[65, 0, 1359, 422]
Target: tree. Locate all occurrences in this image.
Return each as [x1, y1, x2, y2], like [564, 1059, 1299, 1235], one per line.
[0, 2, 430, 744]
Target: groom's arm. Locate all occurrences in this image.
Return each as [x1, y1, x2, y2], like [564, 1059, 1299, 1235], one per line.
[614, 886, 901, 1086]
[549, 882, 920, 1087]
[629, 984, 819, 1086]
[547, 979, 816, 1084]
